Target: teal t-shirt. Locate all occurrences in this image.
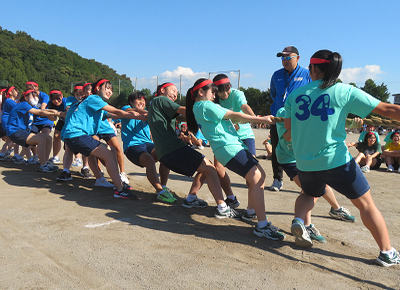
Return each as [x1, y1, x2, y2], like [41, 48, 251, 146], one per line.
[276, 107, 295, 164]
[284, 80, 380, 171]
[219, 88, 255, 140]
[121, 105, 152, 151]
[148, 96, 186, 159]
[193, 100, 247, 166]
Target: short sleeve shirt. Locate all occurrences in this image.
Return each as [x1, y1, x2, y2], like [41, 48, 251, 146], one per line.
[219, 88, 255, 140]
[2, 98, 18, 131]
[193, 100, 246, 166]
[285, 80, 380, 171]
[147, 96, 186, 159]
[275, 107, 295, 164]
[121, 105, 152, 151]
[33, 91, 53, 126]
[7, 101, 33, 135]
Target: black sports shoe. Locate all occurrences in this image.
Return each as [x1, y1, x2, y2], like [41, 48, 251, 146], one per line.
[56, 171, 73, 181]
[80, 168, 93, 179]
[114, 189, 139, 200]
[225, 196, 240, 209]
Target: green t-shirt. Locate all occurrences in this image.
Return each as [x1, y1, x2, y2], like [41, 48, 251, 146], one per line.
[285, 80, 380, 171]
[219, 88, 255, 140]
[148, 96, 186, 159]
[276, 107, 295, 164]
[193, 100, 247, 166]
[356, 142, 381, 155]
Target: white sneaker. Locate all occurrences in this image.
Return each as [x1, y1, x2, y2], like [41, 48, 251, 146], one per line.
[197, 145, 204, 150]
[50, 156, 62, 164]
[71, 158, 83, 167]
[387, 165, 394, 172]
[120, 172, 129, 184]
[270, 179, 283, 191]
[95, 177, 114, 187]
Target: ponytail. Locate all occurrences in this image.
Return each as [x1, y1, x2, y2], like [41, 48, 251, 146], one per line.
[310, 50, 342, 89]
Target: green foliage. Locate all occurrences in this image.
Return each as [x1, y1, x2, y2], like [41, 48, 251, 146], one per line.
[0, 27, 133, 99]
[239, 87, 272, 116]
[361, 78, 390, 103]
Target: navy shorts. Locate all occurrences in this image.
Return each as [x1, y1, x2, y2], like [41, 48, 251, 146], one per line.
[97, 133, 117, 143]
[160, 146, 204, 177]
[125, 143, 155, 167]
[242, 138, 256, 156]
[64, 135, 102, 157]
[297, 159, 370, 199]
[0, 125, 7, 138]
[225, 150, 259, 178]
[54, 119, 65, 132]
[280, 162, 298, 180]
[9, 130, 33, 147]
[33, 124, 53, 133]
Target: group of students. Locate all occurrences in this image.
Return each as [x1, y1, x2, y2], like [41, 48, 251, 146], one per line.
[1, 48, 400, 267]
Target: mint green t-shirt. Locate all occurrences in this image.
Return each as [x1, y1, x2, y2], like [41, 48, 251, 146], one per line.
[219, 88, 255, 140]
[193, 100, 247, 166]
[276, 107, 295, 164]
[284, 80, 380, 171]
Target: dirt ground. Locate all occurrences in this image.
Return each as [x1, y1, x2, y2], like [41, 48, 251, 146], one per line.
[0, 129, 399, 290]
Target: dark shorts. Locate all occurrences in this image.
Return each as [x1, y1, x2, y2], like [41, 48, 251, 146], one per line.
[225, 150, 259, 178]
[385, 159, 399, 170]
[9, 130, 32, 147]
[64, 135, 102, 157]
[32, 124, 53, 133]
[54, 119, 65, 132]
[280, 162, 298, 180]
[0, 125, 7, 138]
[297, 159, 370, 199]
[242, 138, 256, 156]
[371, 157, 382, 170]
[125, 143, 155, 167]
[160, 146, 204, 177]
[97, 133, 117, 143]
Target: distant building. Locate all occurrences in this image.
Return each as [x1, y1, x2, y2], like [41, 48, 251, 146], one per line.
[394, 94, 400, 105]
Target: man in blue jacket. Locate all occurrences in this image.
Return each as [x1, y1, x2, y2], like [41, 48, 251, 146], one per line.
[269, 46, 311, 191]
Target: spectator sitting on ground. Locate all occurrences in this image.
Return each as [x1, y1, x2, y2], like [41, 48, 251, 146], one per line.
[347, 132, 382, 173]
[382, 132, 400, 172]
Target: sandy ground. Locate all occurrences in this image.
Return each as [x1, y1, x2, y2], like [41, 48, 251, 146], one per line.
[0, 129, 399, 290]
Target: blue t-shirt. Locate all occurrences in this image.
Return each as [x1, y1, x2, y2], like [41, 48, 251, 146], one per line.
[120, 105, 152, 151]
[270, 65, 311, 116]
[65, 96, 79, 107]
[6, 101, 34, 135]
[285, 80, 380, 171]
[193, 100, 247, 166]
[33, 91, 53, 126]
[219, 88, 255, 140]
[62, 94, 108, 139]
[47, 97, 67, 121]
[98, 111, 115, 135]
[276, 107, 295, 164]
[195, 129, 208, 145]
[2, 98, 18, 131]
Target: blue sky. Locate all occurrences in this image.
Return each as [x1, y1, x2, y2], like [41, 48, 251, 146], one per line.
[2, 0, 400, 101]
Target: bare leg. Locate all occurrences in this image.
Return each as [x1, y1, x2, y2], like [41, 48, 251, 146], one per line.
[245, 164, 266, 222]
[195, 158, 224, 205]
[52, 130, 62, 158]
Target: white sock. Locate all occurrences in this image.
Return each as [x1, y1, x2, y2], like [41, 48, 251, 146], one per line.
[247, 208, 256, 215]
[227, 195, 235, 200]
[63, 168, 70, 173]
[186, 194, 196, 202]
[258, 220, 269, 228]
[382, 247, 395, 258]
[217, 202, 228, 212]
[83, 166, 89, 169]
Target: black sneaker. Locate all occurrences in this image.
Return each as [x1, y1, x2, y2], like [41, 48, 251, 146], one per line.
[225, 196, 240, 209]
[56, 171, 73, 181]
[113, 182, 132, 191]
[114, 189, 139, 200]
[80, 168, 93, 179]
[215, 207, 242, 219]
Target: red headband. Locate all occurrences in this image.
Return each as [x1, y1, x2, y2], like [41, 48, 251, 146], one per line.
[24, 89, 35, 97]
[310, 58, 331, 64]
[6, 86, 15, 98]
[83, 83, 91, 89]
[214, 78, 230, 86]
[95, 79, 109, 91]
[26, 81, 38, 88]
[74, 86, 83, 91]
[155, 83, 174, 96]
[49, 90, 63, 96]
[0, 88, 6, 93]
[191, 79, 213, 100]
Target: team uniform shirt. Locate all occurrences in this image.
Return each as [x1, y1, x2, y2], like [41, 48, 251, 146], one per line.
[6, 102, 34, 135]
[195, 129, 208, 145]
[384, 142, 400, 152]
[121, 105, 152, 151]
[2, 98, 18, 131]
[270, 65, 311, 116]
[148, 96, 186, 160]
[193, 100, 247, 166]
[65, 96, 80, 107]
[219, 88, 255, 140]
[356, 141, 382, 155]
[275, 107, 295, 164]
[285, 80, 380, 171]
[47, 97, 67, 121]
[358, 131, 380, 144]
[98, 112, 115, 135]
[33, 91, 53, 126]
[62, 94, 108, 139]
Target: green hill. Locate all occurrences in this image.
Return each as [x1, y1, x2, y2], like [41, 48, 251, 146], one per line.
[0, 27, 133, 106]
